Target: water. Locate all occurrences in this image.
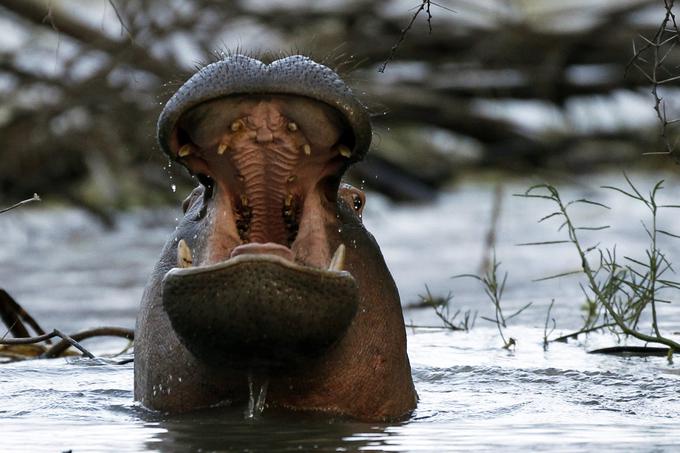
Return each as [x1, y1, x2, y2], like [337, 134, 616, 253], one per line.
[2, 171, 680, 451]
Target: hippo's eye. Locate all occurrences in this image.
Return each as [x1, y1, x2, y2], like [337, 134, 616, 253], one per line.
[352, 194, 363, 211]
[338, 183, 365, 218]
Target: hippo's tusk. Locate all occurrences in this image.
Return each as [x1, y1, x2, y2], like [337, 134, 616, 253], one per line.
[336, 144, 352, 158]
[178, 144, 192, 157]
[328, 244, 346, 272]
[177, 239, 193, 268]
[217, 143, 228, 155]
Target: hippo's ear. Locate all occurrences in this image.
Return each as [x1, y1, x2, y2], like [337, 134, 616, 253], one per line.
[339, 183, 366, 217]
[182, 185, 205, 214]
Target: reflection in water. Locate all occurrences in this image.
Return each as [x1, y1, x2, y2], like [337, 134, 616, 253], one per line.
[144, 407, 394, 452]
[2, 173, 680, 451]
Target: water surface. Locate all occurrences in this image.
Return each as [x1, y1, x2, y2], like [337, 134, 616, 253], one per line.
[2, 172, 680, 451]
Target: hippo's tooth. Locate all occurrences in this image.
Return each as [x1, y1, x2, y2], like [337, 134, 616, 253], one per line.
[177, 239, 193, 268]
[230, 119, 244, 132]
[217, 143, 228, 155]
[178, 144, 192, 157]
[328, 244, 346, 272]
[302, 144, 311, 155]
[337, 144, 352, 158]
[287, 122, 298, 132]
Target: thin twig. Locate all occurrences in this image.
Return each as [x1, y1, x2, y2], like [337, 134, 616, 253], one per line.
[404, 324, 451, 330]
[627, 0, 680, 160]
[0, 194, 41, 214]
[479, 183, 503, 275]
[551, 322, 618, 343]
[379, 0, 435, 73]
[107, 0, 133, 40]
[543, 299, 556, 350]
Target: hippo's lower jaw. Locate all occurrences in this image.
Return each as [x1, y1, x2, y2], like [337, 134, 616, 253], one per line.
[162, 250, 359, 368]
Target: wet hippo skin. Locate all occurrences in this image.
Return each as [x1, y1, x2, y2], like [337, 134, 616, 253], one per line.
[134, 55, 417, 421]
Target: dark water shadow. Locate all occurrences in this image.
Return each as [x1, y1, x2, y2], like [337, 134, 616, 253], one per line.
[140, 405, 403, 452]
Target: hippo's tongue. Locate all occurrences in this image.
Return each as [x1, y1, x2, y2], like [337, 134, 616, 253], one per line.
[230, 242, 294, 261]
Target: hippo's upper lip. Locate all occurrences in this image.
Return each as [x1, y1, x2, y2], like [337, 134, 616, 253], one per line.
[157, 55, 371, 168]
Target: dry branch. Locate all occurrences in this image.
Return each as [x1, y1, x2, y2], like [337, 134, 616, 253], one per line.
[0, 0, 173, 79]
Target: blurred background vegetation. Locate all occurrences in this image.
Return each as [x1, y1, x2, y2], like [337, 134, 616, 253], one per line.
[0, 0, 679, 225]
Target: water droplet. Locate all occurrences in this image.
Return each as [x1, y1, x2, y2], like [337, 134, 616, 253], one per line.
[171, 184, 177, 192]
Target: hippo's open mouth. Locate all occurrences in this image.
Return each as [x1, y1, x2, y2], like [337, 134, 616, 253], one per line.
[166, 94, 356, 270]
[158, 91, 364, 364]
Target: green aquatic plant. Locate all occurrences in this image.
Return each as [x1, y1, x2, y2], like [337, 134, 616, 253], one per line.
[420, 255, 531, 349]
[417, 285, 476, 332]
[454, 255, 532, 349]
[517, 176, 680, 358]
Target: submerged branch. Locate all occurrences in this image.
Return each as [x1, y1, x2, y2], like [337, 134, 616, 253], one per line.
[43, 327, 134, 358]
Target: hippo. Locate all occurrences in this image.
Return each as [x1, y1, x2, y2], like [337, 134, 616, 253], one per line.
[134, 54, 417, 421]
